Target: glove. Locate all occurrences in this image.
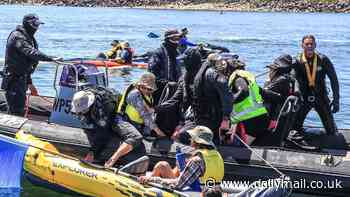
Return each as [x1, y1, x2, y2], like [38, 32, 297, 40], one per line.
[330, 100, 339, 113]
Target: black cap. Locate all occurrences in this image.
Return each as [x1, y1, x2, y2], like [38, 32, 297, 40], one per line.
[164, 29, 182, 39]
[23, 14, 44, 26]
[267, 54, 293, 73]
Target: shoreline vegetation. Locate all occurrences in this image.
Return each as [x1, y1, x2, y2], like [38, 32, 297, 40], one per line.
[1, 0, 350, 13]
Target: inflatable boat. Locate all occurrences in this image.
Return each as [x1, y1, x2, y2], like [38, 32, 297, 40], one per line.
[0, 61, 349, 196]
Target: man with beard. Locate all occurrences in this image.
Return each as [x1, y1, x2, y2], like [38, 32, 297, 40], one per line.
[292, 35, 339, 135]
[148, 29, 182, 104]
[1, 14, 60, 116]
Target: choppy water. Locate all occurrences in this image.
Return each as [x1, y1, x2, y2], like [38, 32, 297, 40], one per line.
[0, 5, 349, 196]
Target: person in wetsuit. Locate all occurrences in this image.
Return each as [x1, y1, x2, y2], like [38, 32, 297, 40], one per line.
[264, 54, 297, 125]
[148, 29, 182, 104]
[155, 47, 204, 138]
[1, 14, 61, 116]
[292, 35, 339, 135]
[178, 53, 235, 145]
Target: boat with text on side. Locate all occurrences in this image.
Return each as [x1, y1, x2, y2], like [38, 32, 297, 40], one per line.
[0, 61, 349, 196]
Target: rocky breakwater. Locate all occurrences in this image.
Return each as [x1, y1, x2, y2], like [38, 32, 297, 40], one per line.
[0, 0, 350, 13]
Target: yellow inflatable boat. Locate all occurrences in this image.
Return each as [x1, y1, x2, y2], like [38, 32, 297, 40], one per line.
[15, 131, 180, 197]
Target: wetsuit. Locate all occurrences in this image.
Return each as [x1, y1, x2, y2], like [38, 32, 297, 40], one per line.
[190, 63, 233, 144]
[292, 53, 339, 135]
[1, 25, 53, 116]
[264, 74, 295, 120]
[148, 42, 182, 104]
[155, 48, 203, 136]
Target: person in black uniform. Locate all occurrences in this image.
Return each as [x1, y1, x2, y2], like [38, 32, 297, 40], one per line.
[179, 53, 234, 144]
[155, 47, 204, 138]
[264, 54, 297, 123]
[148, 29, 182, 105]
[292, 35, 339, 135]
[1, 14, 61, 116]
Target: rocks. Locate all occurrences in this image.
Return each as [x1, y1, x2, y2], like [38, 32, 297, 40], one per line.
[1, 0, 350, 13]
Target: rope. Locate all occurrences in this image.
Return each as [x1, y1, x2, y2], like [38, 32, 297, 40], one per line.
[232, 131, 286, 178]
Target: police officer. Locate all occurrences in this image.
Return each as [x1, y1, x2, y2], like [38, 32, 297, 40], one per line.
[1, 14, 60, 116]
[292, 35, 339, 135]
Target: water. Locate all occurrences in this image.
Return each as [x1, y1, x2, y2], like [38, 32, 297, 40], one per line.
[0, 5, 349, 196]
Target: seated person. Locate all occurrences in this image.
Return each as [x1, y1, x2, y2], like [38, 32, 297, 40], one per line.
[97, 40, 122, 59]
[117, 72, 166, 138]
[115, 41, 133, 64]
[138, 126, 224, 191]
[70, 87, 144, 167]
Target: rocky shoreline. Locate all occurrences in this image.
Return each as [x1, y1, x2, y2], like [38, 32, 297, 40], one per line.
[1, 0, 350, 13]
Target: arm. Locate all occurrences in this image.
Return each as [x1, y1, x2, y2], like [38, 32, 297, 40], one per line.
[148, 52, 161, 80]
[14, 35, 52, 62]
[260, 88, 282, 103]
[156, 80, 184, 113]
[231, 77, 249, 104]
[324, 56, 340, 102]
[128, 91, 157, 131]
[180, 38, 197, 47]
[145, 156, 204, 190]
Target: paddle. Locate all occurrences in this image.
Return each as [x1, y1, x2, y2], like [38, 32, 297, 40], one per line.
[19, 133, 189, 197]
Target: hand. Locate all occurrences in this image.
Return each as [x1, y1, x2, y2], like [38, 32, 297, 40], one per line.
[104, 157, 117, 168]
[138, 176, 151, 184]
[28, 84, 38, 96]
[330, 100, 339, 113]
[154, 127, 167, 138]
[171, 125, 183, 140]
[51, 57, 63, 62]
[219, 118, 230, 131]
[268, 120, 277, 130]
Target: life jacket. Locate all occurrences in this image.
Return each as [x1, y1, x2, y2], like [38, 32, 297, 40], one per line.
[229, 70, 267, 124]
[298, 52, 319, 88]
[87, 86, 122, 124]
[117, 84, 153, 125]
[105, 45, 121, 59]
[196, 149, 224, 184]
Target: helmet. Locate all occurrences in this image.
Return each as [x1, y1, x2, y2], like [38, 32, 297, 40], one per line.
[266, 54, 293, 74]
[164, 29, 182, 45]
[214, 53, 241, 71]
[71, 91, 95, 114]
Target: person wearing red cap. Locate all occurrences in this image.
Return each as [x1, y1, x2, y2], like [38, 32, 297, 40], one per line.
[1, 14, 61, 116]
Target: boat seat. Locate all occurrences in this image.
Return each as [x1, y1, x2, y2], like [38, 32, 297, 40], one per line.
[120, 155, 149, 176]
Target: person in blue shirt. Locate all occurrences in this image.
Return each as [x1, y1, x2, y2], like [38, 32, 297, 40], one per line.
[178, 28, 197, 54]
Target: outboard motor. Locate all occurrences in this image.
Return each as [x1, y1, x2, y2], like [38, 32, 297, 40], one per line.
[49, 62, 106, 128]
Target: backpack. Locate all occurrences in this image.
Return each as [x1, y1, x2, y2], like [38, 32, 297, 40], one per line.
[87, 86, 122, 123]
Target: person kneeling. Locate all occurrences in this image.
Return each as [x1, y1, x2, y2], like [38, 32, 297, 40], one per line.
[138, 126, 224, 191]
[70, 87, 144, 167]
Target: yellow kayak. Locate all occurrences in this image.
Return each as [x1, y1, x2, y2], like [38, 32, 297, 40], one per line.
[15, 131, 179, 197]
